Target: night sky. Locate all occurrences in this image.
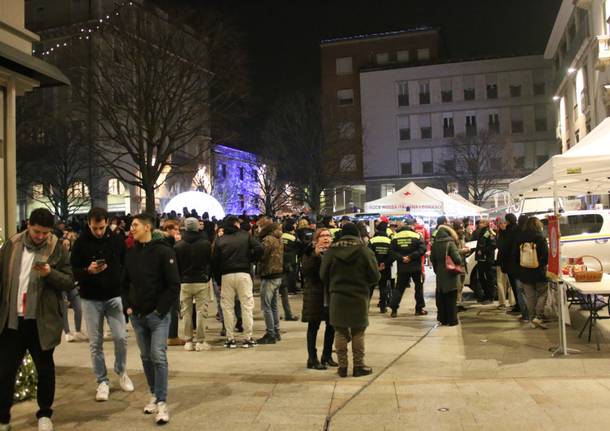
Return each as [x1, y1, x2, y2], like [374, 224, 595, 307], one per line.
[160, 0, 562, 145]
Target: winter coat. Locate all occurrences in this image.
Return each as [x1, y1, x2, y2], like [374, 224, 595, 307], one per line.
[0, 232, 74, 351]
[212, 224, 263, 282]
[121, 231, 180, 316]
[498, 223, 519, 274]
[390, 226, 426, 274]
[475, 227, 496, 263]
[513, 229, 549, 284]
[296, 227, 315, 256]
[320, 235, 380, 329]
[430, 226, 463, 294]
[70, 226, 126, 301]
[301, 246, 327, 322]
[258, 223, 284, 279]
[281, 231, 298, 273]
[174, 230, 212, 284]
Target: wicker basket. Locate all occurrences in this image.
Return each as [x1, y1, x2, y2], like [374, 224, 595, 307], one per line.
[572, 255, 603, 282]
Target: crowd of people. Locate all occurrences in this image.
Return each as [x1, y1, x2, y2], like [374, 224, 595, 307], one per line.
[0, 206, 551, 430]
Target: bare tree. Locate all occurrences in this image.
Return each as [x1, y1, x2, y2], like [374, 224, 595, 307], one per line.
[439, 131, 515, 205]
[79, 4, 215, 213]
[253, 163, 292, 216]
[263, 93, 355, 218]
[17, 99, 92, 220]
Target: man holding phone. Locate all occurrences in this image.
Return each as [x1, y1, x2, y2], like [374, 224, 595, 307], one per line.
[0, 208, 74, 431]
[71, 207, 132, 402]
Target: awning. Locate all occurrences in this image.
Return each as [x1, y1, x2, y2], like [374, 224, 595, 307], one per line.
[0, 40, 70, 87]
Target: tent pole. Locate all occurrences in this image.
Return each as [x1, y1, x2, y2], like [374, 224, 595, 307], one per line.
[553, 180, 559, 215]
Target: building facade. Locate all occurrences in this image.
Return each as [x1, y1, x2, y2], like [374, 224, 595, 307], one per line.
[320, 27, 441, 213]
[546, 0, 610, 152]
[360, 55, 558, 205]
[1, 0, 68, 237]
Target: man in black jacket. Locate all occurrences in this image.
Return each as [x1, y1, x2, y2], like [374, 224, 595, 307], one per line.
[71, 207, 133, 402]
[212, 216, 262, 348]
[389, 219, 427, 317]
[121, 213, 180, 425]
[368, 222, 393, 313]
[475, 219, 497, 304]
[174, 218, 212, 352]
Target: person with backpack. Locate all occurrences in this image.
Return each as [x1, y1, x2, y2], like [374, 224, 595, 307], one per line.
[513, 217, 549, 329]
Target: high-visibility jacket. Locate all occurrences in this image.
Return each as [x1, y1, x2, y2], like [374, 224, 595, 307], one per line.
[369, 234, 392, 274]
[390, 227, 426, 274]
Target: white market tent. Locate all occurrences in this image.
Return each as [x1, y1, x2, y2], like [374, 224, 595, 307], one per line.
[424, 187, 486, 216]
[364, 182, 483, 217]
[509, 117, 610, 200]
[446, 191, 488, 214]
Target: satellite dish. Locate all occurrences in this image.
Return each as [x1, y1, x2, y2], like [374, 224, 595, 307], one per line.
[164, 191, 225, 220]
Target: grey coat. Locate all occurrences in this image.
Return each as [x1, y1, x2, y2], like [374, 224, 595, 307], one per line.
[0, 233, 74, 351]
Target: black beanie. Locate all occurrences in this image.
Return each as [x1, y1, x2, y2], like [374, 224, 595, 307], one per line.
[341, 222, 360, 237]
[377, 221, 388, 232]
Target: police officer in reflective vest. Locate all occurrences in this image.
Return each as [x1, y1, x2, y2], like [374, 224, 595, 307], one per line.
[389, 218, 427, 317]
[368, 221, 393, 313]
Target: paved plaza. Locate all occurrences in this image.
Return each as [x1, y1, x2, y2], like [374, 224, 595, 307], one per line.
[10, 275, 610, 430]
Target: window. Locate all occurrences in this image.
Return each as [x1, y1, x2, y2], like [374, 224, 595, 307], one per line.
[422, 161, 434, 174]
[533, 68, 546, 96]
[108, 179, 125, 195]
[560, 214, 604, 236]
[441, 79, 452, 102]
[239, 194, 245, 209]
[397, 81, 409, 106]
[466, 113, 477, 136]
[251, 169, 257, 181]
[575, 67, 588, 113]
[535, 105, 547, 132]
[419, 114, 432, 139]
[443, 113, 454, 138]
[514, 156, 525, 169]
[338, 121, 355, 139]
[575, 129, 580, 143]
[337, 89, 354, 106]
[336, 57, 353, 75]
[511, 108, 524, 134]
[69, 181, 89, 198]
[536, 155, 549, 167]
[488, 112, 500, 134]
[443, 159, 456, 172]
[397, 50, 410, 62]
[419, 81, 430, 104]
[398, 116, 410, 141]
[510, 85, 522, 97]
[239, 167, 244, 181]
[376, 52, 389, 64]
[417, 48, 430, 61]
[464, 76, 475, 101]
[220, 163, 227, 178]
[400, 162, 412, 175]
[381, 184, 395, 197]
[486, 74, 498, 99]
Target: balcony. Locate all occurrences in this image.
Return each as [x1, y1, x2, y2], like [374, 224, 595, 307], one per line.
[596, 35, 610, 70]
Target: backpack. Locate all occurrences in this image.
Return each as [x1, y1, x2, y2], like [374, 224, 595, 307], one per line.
[520, 242, 539, 269]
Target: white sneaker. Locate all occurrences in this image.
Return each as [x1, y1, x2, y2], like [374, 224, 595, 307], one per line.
[38, 417, 53, 431]
[532, 317, 548, 329]
[119, 373, 134, 392]
[195, 341, 211, 351]
[64, 333, 75, 343]
[155, 402, 170, 425]
[143, 396, 157, 414]
[74, 331, 89, 341]
[184, 342, 194, 351]
[95, 381, 110, 401]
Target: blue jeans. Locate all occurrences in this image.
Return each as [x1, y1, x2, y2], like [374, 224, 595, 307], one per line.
[131, 312, 170, 402]
[260, 278, 281, 336]
[62, 288, 82, 334]
[82, 297, 128, 384]
[514, 280, 530, 320]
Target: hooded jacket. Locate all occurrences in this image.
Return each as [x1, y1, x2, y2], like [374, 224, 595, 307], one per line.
[512, 229, 549, 284]
[258, 223, 284, 279]
[320, 235, 380, 328]
[212, 224, 263, 282]
[430, 225, 463, 293]
[71, 225, 126, 301]
[174, 230, 212, 283]
[120, 231, 180, 316]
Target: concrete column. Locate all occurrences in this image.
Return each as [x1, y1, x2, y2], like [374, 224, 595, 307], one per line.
[5, 78, 17, 237]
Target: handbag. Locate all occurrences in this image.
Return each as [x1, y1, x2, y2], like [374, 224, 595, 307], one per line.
[445, 243, 464, 275]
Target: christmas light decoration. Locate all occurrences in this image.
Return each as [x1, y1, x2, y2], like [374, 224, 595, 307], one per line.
[14, 353, 37, 403]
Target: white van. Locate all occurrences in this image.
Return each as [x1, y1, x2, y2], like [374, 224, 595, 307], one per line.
[463, 210, 610, 290]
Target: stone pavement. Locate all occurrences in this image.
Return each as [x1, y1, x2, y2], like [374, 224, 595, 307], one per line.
[10, 274, 610, 430]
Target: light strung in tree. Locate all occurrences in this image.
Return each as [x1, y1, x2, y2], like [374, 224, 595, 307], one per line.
[14, 353, 37, 403]
[33, 1, 137, 57]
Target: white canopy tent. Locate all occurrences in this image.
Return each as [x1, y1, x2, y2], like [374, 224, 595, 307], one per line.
[364, 182, 443, 216]
[509, 117, 610, 200]
[424, 187, 486, 216]
[446, 192, 488, 214]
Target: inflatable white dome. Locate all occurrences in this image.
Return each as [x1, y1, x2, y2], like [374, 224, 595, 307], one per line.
[164, 191, 225, 220]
